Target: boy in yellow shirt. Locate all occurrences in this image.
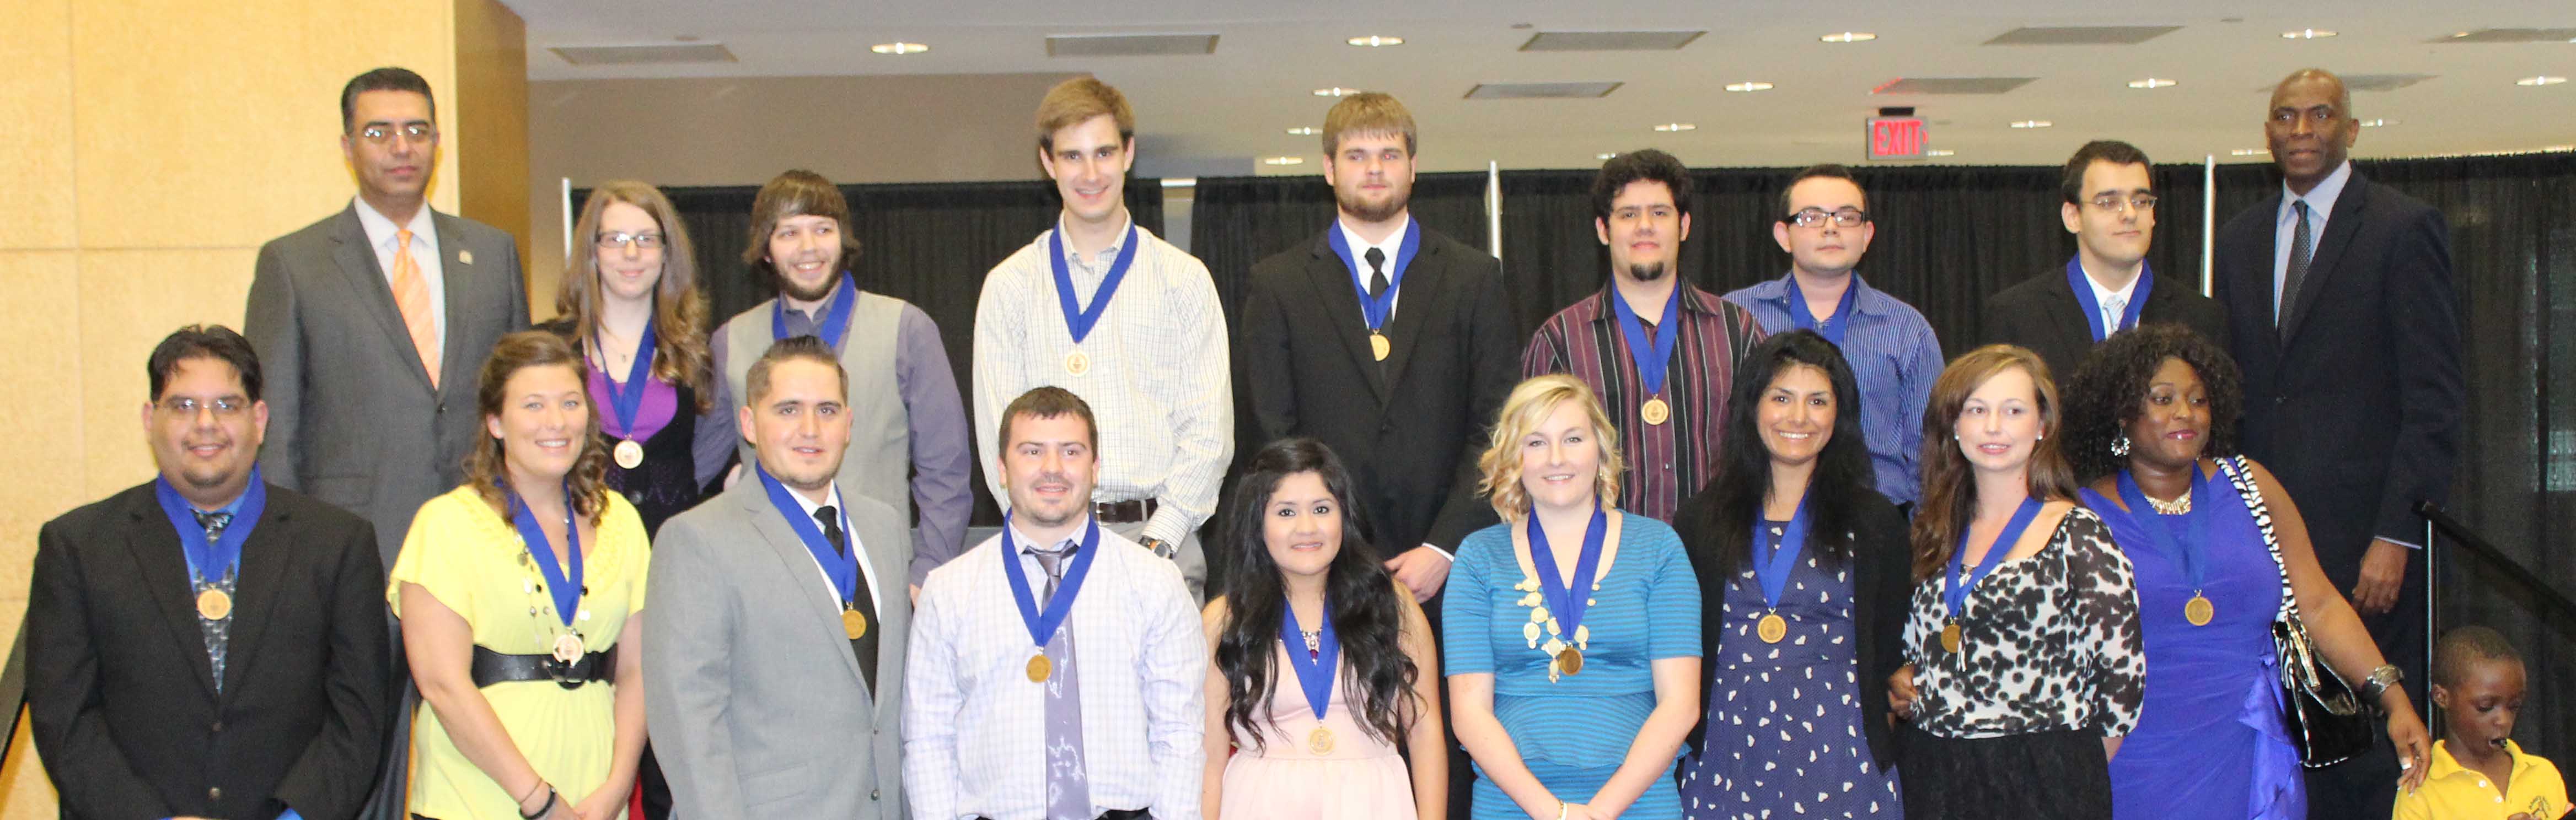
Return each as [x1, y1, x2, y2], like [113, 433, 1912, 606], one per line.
[2395, 625, 2566, 819]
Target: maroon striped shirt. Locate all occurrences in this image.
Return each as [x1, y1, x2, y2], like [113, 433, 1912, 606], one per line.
[1521, 283, 1768, 522]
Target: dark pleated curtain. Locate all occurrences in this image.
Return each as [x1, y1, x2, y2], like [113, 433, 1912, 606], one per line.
[578, 179, 1163, 524]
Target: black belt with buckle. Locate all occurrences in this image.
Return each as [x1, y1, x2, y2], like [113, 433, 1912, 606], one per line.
[470, 644, 617, 689]
[1092, 498, 1157, 524]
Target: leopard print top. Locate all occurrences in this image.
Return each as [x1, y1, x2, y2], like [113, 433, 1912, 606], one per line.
[1903, 506, 2147, 739]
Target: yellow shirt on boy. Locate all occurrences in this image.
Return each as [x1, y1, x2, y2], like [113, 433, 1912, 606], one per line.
[2394, 740, 2568, 820]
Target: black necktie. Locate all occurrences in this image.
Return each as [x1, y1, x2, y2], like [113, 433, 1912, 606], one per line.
[815, 505, 879, 692]
[1364, 247, 1389, 298]
[2279, 199, 2313, 341]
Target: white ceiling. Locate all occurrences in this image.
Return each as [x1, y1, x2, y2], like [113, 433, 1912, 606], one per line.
[507, 1, 2576, 175]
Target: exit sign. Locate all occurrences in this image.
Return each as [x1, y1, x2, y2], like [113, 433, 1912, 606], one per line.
[1865, 117, 1929, 161]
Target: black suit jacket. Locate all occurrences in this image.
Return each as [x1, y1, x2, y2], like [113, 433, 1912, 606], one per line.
[1672, 487, 1910, 768]
[1980, 262, 2230, 384]
[2213, 172, 2462, 580]
[1238, 224, 1518, 554]
[30, 482, 393, 820]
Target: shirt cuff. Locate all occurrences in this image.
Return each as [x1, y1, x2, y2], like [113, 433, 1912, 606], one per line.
[1418, 543, 1453, 561]
[2379, 537, 2425, 551]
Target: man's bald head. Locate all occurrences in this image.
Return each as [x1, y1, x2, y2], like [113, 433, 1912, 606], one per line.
[2264, 68, 2359, 194]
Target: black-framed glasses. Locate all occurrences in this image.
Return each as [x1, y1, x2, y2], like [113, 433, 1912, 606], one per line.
[2089, 193, 2158, 213]
[158, 396, 248, 417]
[1787, 207, 1869, 228]
[596, 231, 666, 250]
[356, 123, 437, 144]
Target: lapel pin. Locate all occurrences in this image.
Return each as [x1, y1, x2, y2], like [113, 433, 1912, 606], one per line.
[459, 250, 475, 266]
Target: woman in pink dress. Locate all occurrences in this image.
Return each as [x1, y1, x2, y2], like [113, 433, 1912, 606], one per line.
[1201, 438, 1447, 819]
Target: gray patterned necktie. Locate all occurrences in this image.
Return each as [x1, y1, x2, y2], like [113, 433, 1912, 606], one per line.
[191, 510, 238, 690]
[2280, 199, 2313, 339]
[1029, 543, 1091, 819]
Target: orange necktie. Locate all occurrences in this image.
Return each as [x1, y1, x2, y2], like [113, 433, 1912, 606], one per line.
[392, 229, 440, 389]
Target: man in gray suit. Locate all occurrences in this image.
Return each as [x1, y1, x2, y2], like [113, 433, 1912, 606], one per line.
[243, 66, 527, 819]
[646, 336, 910, 819]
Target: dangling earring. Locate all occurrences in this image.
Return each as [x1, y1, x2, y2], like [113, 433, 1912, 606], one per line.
[2111, 435, 2132, 457]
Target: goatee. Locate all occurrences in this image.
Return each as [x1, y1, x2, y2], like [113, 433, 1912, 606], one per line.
[1337, 191, 1409, 225]
[1627, 262, 1668, 282]
[777, 268, 840, 303]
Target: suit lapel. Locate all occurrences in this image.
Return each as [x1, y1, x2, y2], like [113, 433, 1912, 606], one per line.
[433, 212, 477, 395]
[2282, 179, 2369, 346]
[1301, 236, 1391, 402]
[735, 488, 870, 688]
[2230, 193, 2289, 362]
[1378, 239, 1446, 390]
[2044, 271, 2095, 351]
[215, 490, 296, 697]
[122, 492, 219, 697]
[331, 207, 435, 393]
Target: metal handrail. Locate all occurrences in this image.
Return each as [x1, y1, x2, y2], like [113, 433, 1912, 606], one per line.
[2419, 501, 2576, 620]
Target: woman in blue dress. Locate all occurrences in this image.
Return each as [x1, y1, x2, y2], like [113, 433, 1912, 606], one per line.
[1672, 331, 1907, 818]
[2060, 325, 2430, 818]
[1445, 374, 1703, 820]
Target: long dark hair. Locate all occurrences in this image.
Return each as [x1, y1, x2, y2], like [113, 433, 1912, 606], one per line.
[1683, 330, 1871, 574]
[1213, 439, 1417, 752]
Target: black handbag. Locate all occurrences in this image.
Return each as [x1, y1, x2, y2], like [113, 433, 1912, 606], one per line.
[2220, 456, 2375, 767]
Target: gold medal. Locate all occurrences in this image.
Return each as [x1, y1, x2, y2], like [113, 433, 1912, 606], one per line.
[195, 589, 233, 621]
[1640, 397, 1671, 425]
[2184, 592, 2215, 627]
[1064, 350, 1091, 376]
[1307, 725, 1336, 755]
[1558, 646, 1584, 675]
[1940, 621, 1963, 654]
[552, 633, 585, 664]
[1757, 613, 1788, 644]
[614, 439, 644, 470]
[1369, 332, 1391, 362]
[1027, 652, 1053, 683]
[843, 608, 869, 639]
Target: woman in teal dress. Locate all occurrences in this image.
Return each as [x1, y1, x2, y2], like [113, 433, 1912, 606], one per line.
[1445, 374, 1703, 820]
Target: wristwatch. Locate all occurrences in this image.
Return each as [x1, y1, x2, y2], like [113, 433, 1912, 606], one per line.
[2358, 664, 2403, 703]
[1139, 536, 1177, 560]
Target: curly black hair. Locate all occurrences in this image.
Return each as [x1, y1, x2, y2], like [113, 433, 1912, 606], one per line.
[2060, 322, 2245, 481]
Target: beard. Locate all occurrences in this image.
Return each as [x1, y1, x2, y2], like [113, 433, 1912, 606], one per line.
[776, 268, 840, 303]
[1626, 261, 1668, 282]
[1336, 188, 1409, 225]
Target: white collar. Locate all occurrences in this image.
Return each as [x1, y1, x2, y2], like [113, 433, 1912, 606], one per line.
[1335, 211, 1412, 265]
[352, 196, 436, 251]
[2282, 160, 2353, 219]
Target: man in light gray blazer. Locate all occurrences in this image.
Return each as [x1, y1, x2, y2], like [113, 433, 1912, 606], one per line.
[647, 336, 911, 819]
[242, 66, 527, 820]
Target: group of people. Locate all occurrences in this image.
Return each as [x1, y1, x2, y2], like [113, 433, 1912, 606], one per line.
[23, 58, 2547, 820]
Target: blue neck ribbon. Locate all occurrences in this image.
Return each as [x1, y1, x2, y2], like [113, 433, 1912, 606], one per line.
[1942, 497, 2044, 622]
[1528, 504, 1609, 637]
[1753, 497, 1814, 610]
[2065, 256, 2154, 343]
[1279, 595, 1340, 721]
[772, 274, 859, 349]
[1608, 287, 1683, 396]
[595, 317, 656, 440]
[1048, 222, 1142, 345]
[152, 466, 268, 585]
[509, 479, 584, 628]
[1327, 219, 1422, 333]
[756, 463, 860, 606]
[997, 512, 1103, 649]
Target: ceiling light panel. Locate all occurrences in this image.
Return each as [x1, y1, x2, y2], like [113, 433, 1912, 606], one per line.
[1044, 34, 1218, 57]
[549, 44, 737, 65]
[1520, 30, 1706, 51]
[1873, 77, 2038, 95]
[1464, 82, 1622, 99]
[2435, 28, 2576, 44]
[1985, 26, 2182, 45]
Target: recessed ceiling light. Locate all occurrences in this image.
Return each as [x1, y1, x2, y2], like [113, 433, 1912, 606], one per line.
[2127, 78, 2178, 89]
[2010, 120, 2053, 128]
[870, 42, 929, 55]
[1346, 35, 1403, 47]
[2518, 75, 2568, 86]
[1821, 32, 1877, 43]
[2231, 148, 2268, 156]
[1597, 152, 1620, 160]
[2281, 29, 2337, 39]
[1925, 149, 1956, 157]
[1313, 87, 1361, 97]
[1724, 82, 1776, 92]
[2359, 118, 2396, 127]
[2547, 144, 2576, 152]
[1285, 126, 1321, 136]
[1653, 122, 1697, 132]
[1263, 156, 1306, 165]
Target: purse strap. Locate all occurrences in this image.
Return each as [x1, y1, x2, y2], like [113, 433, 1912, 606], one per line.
[2213, 455, 2299, 626]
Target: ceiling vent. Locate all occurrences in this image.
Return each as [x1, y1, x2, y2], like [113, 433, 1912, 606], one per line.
[1984, 26, 2181, 45]
[1519, 30, 1705, 51]
[1871, 77, 2038, 95]
[1045, 34, 1219, 57]
[1465, 82, 1623, 100]
[2338, 73, 2438, 92]
[548, 44, 738, 66]
[2433, 28, 2576, 43]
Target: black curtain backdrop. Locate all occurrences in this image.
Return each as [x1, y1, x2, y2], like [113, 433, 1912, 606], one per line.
[577, 179, 1164, 524]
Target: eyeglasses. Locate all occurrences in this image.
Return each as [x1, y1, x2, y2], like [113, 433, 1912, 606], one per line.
[597, 231, 667, 250]
[355, 123, 437, 144]
[1787, 207, 1869, 228]
[2089, 193, 2159, 213]
[159, 396, 248, 417]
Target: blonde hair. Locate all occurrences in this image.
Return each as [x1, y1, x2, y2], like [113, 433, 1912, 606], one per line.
[1321, 92, 1416, 157]
[1909, 344, 2082, 580]
[1034, 77, 1134, 150]
[1477, 374, 1626, 519]
[556, 180, 712, 412]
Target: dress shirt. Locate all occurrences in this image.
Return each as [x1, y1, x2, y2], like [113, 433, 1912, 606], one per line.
[350, 197, 446, 347]
[2272, 161, 2352, 315]
[2078, 262, 2145, 336]
[780, 483, 884, 613]
[1524, 283, 1767, 521]
[1335, 212, 1410, 316]
[972, 218, 1233, 548]
[1724, 273, 1942, 504]
[903, 520, 1206, 820]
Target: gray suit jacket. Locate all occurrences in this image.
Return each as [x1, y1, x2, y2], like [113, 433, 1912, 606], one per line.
[244, 204, 529, 564]
[645, 476, 912, 820]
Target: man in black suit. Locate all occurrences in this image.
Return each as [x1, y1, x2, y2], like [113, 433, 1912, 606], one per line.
[1239, 91, 1518, 598]
[2215, 68, 2461, 820]
[30, 326, 391, 820]
[1983, 139, 2227, 381]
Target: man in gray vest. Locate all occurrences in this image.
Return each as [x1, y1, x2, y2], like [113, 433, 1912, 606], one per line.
[705, 169, 973, 599]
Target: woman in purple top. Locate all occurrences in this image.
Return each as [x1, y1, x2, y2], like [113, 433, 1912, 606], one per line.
[544, 181, 722, 538]
[2061, 324, 2429, 819]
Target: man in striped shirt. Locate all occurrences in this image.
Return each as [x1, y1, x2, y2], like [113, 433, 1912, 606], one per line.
[1523, 149, 1767, 522]
[1722, 164, 1944, 511]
